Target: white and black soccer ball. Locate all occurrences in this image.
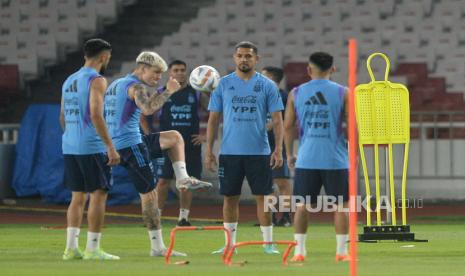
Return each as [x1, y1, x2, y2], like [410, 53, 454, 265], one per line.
[189, 65, 220, 93]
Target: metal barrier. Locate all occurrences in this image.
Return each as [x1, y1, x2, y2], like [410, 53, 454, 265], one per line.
[411, 111, 465, 178]
[0, 124, 20, 144]
[0, 124, 19, 198]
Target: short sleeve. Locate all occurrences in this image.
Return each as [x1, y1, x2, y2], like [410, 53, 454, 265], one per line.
[267, 81, 284, 113]
[208, 80, 223, 112]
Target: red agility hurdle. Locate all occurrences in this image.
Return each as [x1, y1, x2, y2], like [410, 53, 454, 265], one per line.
[165, 226, 231, 265]
[224, 240, 297, 266]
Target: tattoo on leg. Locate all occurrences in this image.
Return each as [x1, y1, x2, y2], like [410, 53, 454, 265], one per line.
[142, 200, 160, 230]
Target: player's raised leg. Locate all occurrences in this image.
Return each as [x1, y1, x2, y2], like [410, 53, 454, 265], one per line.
[116, 140, 186, 257]
[158, 130, 212, 191]
[154, 154, 196, 226]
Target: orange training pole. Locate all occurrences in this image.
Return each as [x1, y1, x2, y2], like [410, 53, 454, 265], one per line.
[348, 39, 358, 276]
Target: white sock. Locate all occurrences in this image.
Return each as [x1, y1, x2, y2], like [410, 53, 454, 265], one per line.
[66, 227, 80, 250]
[179, 208, 190, 221]
[172, 161, 189, 181]
[86, 232, 101, 252]
[149, 229, 165, 251]
[336, 234, 349, 255]
[223, 222, 238, 246]
[260, 225, 273, 243]
[74, 229, 80, 249]
[294, 233, 307, 256]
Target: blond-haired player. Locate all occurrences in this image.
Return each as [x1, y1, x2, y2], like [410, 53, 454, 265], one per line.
[104, 51, 212, 257]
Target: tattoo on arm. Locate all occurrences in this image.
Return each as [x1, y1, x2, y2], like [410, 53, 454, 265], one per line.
[134, 84, 172, 115]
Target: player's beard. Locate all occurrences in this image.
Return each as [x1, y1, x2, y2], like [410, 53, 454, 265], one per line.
[238, 64, 252, 73]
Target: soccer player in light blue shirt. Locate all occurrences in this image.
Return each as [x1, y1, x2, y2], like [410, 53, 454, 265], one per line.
[284, 52, 350, 263]
[206, 41, 284, 254]
[104, 51, 211, 257]
[60, 38, 120, 261]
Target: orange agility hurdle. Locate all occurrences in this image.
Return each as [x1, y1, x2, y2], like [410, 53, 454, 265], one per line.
[165, 226, 231, 265]
[224, 241, 297, 266]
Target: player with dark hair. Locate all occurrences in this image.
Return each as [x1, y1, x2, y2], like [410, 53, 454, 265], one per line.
[60, 38, 120, 260]
[284, 52, 350, 262]
[205, 41, 284, 254]
[141, 59, 210, 226]
[261, 66, 292, 227]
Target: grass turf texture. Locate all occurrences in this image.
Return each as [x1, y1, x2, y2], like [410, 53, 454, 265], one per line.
[0, 221, 464, 276]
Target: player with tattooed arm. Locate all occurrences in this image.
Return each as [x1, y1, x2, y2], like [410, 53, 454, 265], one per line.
[104, 51, 212, 257]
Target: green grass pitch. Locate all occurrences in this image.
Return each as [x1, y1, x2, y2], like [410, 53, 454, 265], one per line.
[0, 221, 464, 276]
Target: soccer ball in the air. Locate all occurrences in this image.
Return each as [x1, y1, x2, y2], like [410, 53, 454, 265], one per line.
[189, 65, 220, 92]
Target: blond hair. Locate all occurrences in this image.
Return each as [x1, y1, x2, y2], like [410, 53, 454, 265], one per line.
[136, 51, 168, 71]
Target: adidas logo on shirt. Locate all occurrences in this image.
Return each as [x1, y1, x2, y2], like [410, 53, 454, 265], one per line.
[305, 91, 327, 105]
[65, 80, 78, 93]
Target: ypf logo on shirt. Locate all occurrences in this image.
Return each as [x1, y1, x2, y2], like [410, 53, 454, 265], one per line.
[231, 96, 257, 113]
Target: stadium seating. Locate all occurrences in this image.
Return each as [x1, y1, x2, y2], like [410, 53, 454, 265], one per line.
[0, 64, 20, 108]
[2, 0, 464, 112]
[128, 0, 464, 112]
[0, 0, 135, 84]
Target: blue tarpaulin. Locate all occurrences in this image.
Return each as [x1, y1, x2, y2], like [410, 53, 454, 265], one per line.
[12, 104, 139, 205]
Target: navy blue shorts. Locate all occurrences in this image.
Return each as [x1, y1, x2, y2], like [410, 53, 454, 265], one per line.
[218, 155, 273, 196]
[143, 133, 164, 159]
[293, 168, 349, 203]
[118, 142, 156, 194]
[155, 146, 202, 180]
[64, 153, 112, 193]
